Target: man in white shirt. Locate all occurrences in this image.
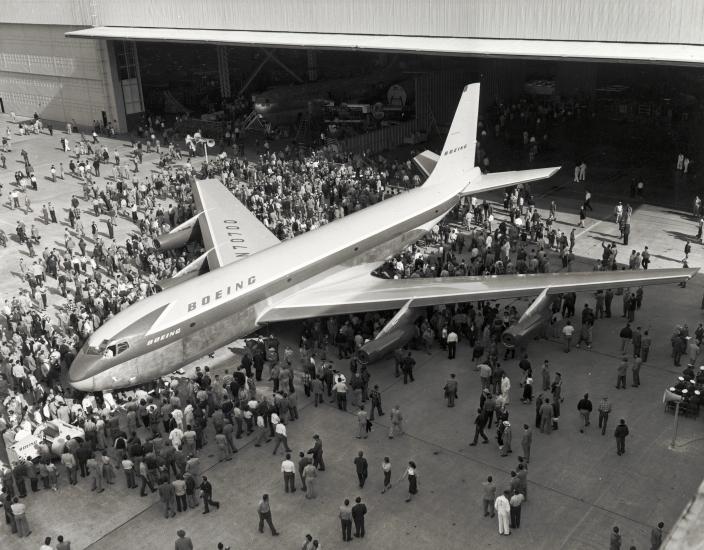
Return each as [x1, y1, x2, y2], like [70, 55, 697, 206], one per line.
[272, 422, 291, 455]
[494, 490, 511, 535]
[447, 330, 458, 359]
[281, 453, 296, 493]
[562, 321, 575, 353]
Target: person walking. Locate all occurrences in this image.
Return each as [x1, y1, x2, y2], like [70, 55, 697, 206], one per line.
[298, 451, 312, 492]
[562, 321, 575, 352]
[351, 496, 367, 538]
[650, 521, 664, 550]
[281, 453, 296, 493]
[369, 385, 383, 420]
[273, 421, 292, 455]
[158, 478, 177, 518]
[610, 526, 622, 550]
[494, 490, 511, 536]
[200, 476, 220, 513]
[381, 457, 392, 493]
[339, 499, 353, 542]
[309, 434, 325, 471]
[500, 421, 512, 457]
[356, 406, 369, 439]
[354, 451, 368, 488]
[444, 374, 458, 407]
[257, 494, 279, 536]
[598, 396, 612, 436]
[469, 408, 489, 446]
[616, 357, 628, 389]
[397, 461, 418, 502]
[447, 329, 458, 359]
[388, 405, 404, 439]
[577, 393, 593, 433]
[614, 419, 629, 456]
[632, 355, 642, 387]
[520, 424, 532, 463]
[539, 397, 554, 434]
[482, 476, 496, 518]
[303, 461, 317, 499]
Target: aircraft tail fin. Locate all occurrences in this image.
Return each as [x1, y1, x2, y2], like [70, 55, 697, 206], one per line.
[425, 83, 479, 184]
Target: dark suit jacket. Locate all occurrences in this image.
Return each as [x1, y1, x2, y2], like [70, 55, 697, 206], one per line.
[351, 503, 367, 520]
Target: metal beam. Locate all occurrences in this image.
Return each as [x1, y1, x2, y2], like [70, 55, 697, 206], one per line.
[217, 46, 231, 98]
[263, 49, 303, 83]
[238, 54, 270, 95]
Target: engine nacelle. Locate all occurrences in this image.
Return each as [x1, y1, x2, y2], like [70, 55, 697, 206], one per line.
[154, 215, 201, 250]
[156, 250, 210, 291]
[357, 302, 419, 365]
[501, 287, 553, 349]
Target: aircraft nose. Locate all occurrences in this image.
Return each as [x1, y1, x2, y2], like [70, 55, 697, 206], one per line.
[68, 356, 98, 392]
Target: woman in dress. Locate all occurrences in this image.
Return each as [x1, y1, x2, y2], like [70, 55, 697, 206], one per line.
[397, 461, 418, 502]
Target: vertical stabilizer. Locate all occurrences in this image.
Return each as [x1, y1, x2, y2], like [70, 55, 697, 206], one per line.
[425, 83, 479, 184]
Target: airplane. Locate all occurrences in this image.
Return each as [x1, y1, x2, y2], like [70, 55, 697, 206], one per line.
[69, 83, 698, 391]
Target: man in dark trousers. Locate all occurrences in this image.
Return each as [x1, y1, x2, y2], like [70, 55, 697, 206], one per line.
[401, 352, 415, 384]
[614, 419, 629, 456]
[200, 476, 220, 513]
[354, 451, 368, 488]
[339, 499, 353, 542]
[308, 434, 325, 471]
[352, 496, 367, 538]
[444, 373, 458, 407]
[577, 393, 593, 433]
[298, 451, 312, 491]
[469, 408, 489, 446]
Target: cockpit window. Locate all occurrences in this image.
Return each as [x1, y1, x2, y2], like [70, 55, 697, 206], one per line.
[104, 341, 129, 358]
[85, 339, 109, 356]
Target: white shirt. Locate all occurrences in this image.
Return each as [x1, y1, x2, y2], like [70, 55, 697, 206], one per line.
[494, 495, 511, 513]
[275, 423, 287, 437]
[281, 459, 295, 473]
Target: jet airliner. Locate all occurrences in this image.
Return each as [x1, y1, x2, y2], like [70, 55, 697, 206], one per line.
[69, 84, 697, 391]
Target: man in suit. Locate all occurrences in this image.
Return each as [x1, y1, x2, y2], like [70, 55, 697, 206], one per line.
[200, 476, 220, 513]
[308, 434, 325, 471]
[298, 451, 312, 491]
[354, 451, 368, 488]
[352, 496, 367, 538]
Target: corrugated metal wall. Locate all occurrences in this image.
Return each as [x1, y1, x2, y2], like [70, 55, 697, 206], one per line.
[0, 24, 114, 126]
[3, 0, 704, 45]
[83, 0, 704, 46]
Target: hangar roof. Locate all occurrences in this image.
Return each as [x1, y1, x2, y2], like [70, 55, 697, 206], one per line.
[66, 26, 704, 65]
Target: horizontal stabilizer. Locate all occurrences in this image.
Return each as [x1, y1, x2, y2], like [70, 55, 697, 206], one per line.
[412, 150, 439, 177]
[461, 166, 561, 195]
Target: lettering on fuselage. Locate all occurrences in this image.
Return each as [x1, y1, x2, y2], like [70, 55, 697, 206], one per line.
[187, 275, 256, 312]
[224, 219, 251, 258]
[147, 327, 181, 346]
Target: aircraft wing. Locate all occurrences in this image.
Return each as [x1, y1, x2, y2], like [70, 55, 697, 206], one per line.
[460, 167, 561, 195]
[192, 179, 279, 269]
[259, 268, 697, 323]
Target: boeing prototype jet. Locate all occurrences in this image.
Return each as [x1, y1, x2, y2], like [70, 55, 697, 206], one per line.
[69, 84, 696, 391]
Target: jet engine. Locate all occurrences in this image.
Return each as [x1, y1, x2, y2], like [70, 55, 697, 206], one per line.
[154, 215, 201, 250]
[501, 288, 553, 349]
[156, 250, 210, 291]
[357, 302, 419, 365]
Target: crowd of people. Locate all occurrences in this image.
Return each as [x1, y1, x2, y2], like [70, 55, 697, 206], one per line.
[0, 99, 693, 550]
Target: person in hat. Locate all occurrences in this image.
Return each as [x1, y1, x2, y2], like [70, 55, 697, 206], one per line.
[500, 421, 512, 456]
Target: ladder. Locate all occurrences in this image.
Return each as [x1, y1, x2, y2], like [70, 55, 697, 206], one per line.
[243, 110, 270, 135]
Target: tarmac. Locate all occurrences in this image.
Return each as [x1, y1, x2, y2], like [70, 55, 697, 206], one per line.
[0, 116, 703, 550]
